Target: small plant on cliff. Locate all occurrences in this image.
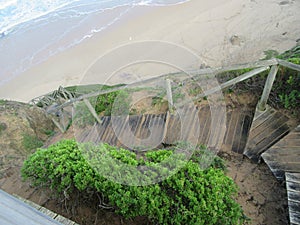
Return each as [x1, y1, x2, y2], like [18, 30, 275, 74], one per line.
[22, 134, 43, 151]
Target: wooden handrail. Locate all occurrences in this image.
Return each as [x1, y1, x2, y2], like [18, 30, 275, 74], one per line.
[32, 58, 300, 115]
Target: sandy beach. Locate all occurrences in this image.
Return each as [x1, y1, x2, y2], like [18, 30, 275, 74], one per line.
[0, 0, 299, 102]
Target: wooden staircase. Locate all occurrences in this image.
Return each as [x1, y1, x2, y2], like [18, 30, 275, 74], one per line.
[75, 104, 255, 153]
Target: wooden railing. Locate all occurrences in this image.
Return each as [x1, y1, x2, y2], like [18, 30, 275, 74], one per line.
[30, 58, 300, 132]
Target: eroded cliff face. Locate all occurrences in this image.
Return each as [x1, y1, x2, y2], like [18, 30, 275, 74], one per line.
[0, 101, 54, 178]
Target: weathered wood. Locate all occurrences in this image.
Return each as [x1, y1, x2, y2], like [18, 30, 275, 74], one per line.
[83, 98, 102, 124]
[188, 58, 278, 77]
[44, 59, 279, 114]
[257, 65, 279, 111]
[261, 125, 300, 180]
[51, 118, 65, 133]
[162, 111, 170, 141]
[244, 106, 291, 162]
[286, 173, 300, 225]
[277, 59, 300, 72]
[194, 66, 269, 98]
[165, 79, 174, 111]
[0, 190, 69, 225]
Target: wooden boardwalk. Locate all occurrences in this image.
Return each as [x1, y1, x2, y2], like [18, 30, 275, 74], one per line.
[0, 189, 77, 225]
[243, 106, 291, 162]
[285, 173, 300, 225]
[261, 125, 300, 180]
[77, 104, 254, 153]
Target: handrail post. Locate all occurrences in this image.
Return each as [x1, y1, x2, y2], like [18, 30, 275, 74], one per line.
[257, 65, 279, 111]
[165, 79, 174, 112]
[83, 98, 102, 124]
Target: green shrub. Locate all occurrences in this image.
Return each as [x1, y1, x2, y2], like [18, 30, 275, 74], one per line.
[21, 140, 245, 225]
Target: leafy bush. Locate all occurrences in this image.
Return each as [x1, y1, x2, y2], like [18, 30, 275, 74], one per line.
[22, 139, 245, 225]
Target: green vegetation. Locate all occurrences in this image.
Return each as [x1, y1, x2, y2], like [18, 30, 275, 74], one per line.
[65, 84, 125, 95]
[43, 129, 55, 137]
[263, 49, 279, 60]
[0, 122, 7, 135]
[94, 89, 130, 116]
[73, 89, 131, 127]
[273, 46, 300, 110]
[0, 99, 7, 105]
[22, 139, 245, 225]
[22, 134, 43, 151]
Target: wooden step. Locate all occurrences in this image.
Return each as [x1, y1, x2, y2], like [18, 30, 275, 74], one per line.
[77, 105, 255, 155]
[0, 190, 78, 225]
[261, 125, 300, 180]
[244, 106, 291, 162]
[285, 173, 300, 225]
[223, 109, 254, 153]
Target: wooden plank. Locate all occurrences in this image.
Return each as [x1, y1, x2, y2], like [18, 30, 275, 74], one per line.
[224, 110, 239, 147]
[55, 215, 75, 225]
[95, 117, 110, 143]
[289, 201, 300, 215]
[263, 155, 300, 167]
[110, 116, 129, 146]
[165, 79, 174, 110]
[97, 117, 111, 143]
[0, 190, 62, 225]
[254, 123, 290, 154]
[286, 173, 300, 182]
[147, 114, 166, 146]
[251, 107, 276, 128]
[162, 112, 170, 142]
[199, 106, 212, 146]
[181, 107, 197, 141]
[238, 113, 253, 153]
[245, 125, 290, 162]
[288, 191, 300, 203]
[275, 139, 300, 147]
[287, 182, 300, 193]
[194, 67, 269, 99]
[278, 59, 300, 72]
[289, 211, 300, 225]
[207, 106, 226, 150]
[197, 106, 210, 144]
[263, 146, 300, 154]
[264, 160, 300, 175]
[248, 112, 286, 140]
[245, 112, 290, 153]
[231, 112, 245, 153]
[83, 99, 102, 124]
[51, 118, 65, 133]
[257, 65, 279, 111]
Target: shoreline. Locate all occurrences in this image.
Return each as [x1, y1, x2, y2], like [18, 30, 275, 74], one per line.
[0, 0, 300, 102]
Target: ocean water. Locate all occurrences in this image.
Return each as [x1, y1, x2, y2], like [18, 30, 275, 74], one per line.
[0, 0, 188, 85]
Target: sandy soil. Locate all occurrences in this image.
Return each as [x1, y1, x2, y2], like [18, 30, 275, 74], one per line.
[1, 0, 300, 102]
